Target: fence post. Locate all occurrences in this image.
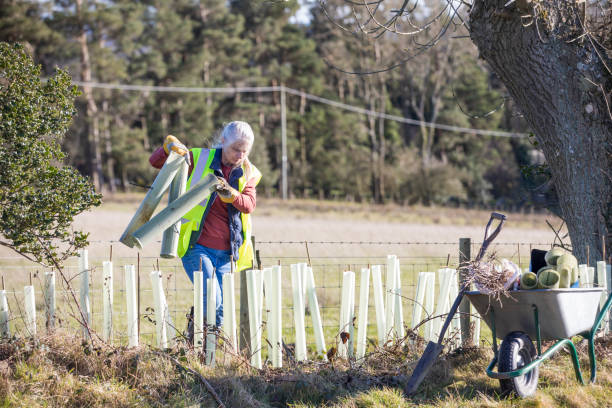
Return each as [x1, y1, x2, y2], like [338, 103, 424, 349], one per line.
[459, 238, 471, 346]
[45, 271, 55, 333]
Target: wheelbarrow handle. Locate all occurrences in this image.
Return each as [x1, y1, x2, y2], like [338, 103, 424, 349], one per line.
[476, 212, 507, 262]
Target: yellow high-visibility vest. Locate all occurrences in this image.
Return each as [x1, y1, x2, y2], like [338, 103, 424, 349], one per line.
[177, 148, 262, 272]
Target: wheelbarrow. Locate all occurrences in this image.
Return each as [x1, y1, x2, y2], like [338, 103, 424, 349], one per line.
[466, 286, 612, 397]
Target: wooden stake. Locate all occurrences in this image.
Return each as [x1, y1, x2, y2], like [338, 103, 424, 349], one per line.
[602, 234, 606, 263]
[199, 257, 203, 273]
[305, 241, 312, 266]
[110, 245, 113, 262]
[446, 254, 450, 268]
[1, 275, 4, 290]
[587, 245, 590, 266]
[29, 272, 32, 286]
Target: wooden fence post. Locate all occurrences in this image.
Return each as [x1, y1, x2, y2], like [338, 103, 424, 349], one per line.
[459, 238, 471, 346]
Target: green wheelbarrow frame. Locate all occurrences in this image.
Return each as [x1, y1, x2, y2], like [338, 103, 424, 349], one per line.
[467, 287, 612, 389]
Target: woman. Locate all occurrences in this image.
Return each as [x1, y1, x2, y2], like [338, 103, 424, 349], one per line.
[149, 121, 262, 331]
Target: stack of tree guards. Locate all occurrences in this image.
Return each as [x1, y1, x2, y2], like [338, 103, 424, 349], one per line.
[520, 247, 599, 290]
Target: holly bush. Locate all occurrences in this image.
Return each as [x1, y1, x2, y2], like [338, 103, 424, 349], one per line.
[0, 42, 101, 266]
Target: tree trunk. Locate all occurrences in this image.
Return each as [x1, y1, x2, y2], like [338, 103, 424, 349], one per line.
[102, 100, 116, 194]
[470, 0, 611, 263]
[76, 0, 103, 192]
[299, 90, 307, 197]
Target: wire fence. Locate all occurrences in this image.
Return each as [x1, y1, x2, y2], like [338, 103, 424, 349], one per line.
[0, 239, 554, 349]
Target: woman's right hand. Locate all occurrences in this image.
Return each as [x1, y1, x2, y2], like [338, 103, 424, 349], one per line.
[163, 135, 190, 165]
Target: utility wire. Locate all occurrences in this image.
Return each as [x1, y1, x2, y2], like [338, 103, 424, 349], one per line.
[72, 81, 528, 138]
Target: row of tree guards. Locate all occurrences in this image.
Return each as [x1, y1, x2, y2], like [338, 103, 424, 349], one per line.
[1, 249, 610, 368]
[0, 250, 479, 365]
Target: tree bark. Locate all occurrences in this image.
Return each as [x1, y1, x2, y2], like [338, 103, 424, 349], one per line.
[102, 100, 116, 194]
[470, 0, 611, 263]
[76, 0, 104, 192]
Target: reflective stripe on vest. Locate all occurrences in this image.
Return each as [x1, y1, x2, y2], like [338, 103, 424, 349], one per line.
[177, 148, 262, 274]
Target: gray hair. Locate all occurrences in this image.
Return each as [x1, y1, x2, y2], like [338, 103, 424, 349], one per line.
[212, 121, 254, 149]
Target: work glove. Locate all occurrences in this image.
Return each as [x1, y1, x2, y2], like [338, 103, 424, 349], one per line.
[215, 176, 240, 203]
[163, 135, 191, 166]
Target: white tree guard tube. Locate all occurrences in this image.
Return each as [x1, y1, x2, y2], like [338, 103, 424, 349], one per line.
[102, 261, 113, 343]
[79, 249, 91, 340]
[300, 263, 309, 310]
[597, 261, 609, 334]
[194, 271, 204, 350]
[160, 160, 188, 258]
[371, 265, 386, 346]
[338, 271, 355, 359]
[24, 285, 36, 337]
[44, 271, 55, 332]
[448, 269, 461, 348]
[206, 277, 217, 366]
[263, 268, 275, 364]
[120, 151, 184, 247]
[433, 268, 452, 339]
[125, 265, 139, 347]
[0, 290, 9, 338]
[412, 272, 428, 331]
[579, 264, 589, 287]
[423, 273, 436, 342]
[587, 266, 595, 287]
[131, 174, 219, 250]
[393, 259, 404, 339]
[356, 268, 370, 360]
[246, 269, 262, 368]
[291, 264, 307, 362]
[306, 266, 327, 360]
[256, 268, 264, 334]
[272, 265, 283, 367]
[222, 272, 238, 354]
[384, 255, 397, 342]
[150, 271, 168, 348]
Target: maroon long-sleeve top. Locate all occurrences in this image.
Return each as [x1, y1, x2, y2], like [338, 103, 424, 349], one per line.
[149, 146, 257, 251]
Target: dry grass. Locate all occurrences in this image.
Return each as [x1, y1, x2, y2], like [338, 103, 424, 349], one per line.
[3, 331, 612, 407]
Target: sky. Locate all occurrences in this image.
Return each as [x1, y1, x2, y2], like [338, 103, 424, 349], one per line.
[289, 0, 314, 25]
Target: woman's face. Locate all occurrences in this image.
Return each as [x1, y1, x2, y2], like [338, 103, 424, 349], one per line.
[222, 139, 251, 167]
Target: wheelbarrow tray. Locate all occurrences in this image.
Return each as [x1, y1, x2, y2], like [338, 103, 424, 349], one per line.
[466, 288, 605, 341]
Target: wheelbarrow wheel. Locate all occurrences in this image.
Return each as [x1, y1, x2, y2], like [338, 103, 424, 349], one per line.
[498, 331, 539, 397]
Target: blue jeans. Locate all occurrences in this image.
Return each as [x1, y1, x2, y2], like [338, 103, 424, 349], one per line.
[181, 244, 232, 327]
